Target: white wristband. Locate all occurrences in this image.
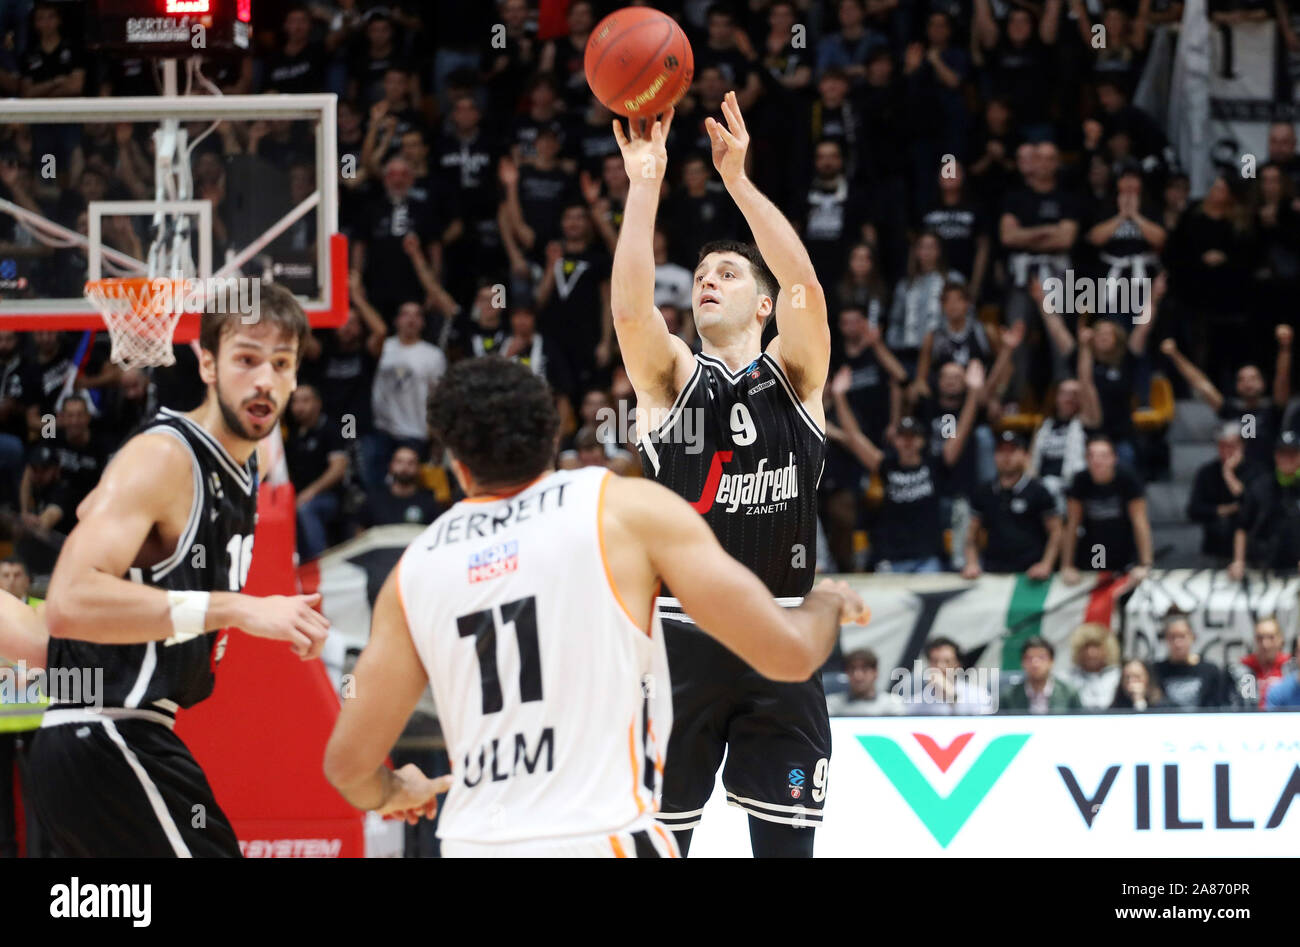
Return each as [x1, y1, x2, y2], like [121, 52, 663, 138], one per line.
[167, 590, 210, 642]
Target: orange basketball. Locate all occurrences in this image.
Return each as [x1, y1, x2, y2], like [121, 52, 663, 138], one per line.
[585, 7, 693, 118]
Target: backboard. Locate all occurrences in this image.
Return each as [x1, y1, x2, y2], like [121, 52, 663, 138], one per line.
[0, 90, 347, 341]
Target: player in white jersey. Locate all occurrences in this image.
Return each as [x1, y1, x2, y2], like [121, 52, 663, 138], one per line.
[324, 359, 869, 857]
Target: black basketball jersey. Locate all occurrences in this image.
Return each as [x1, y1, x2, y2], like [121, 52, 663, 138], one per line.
[638, 352, 825, 602]
[47, 407, 259, 714]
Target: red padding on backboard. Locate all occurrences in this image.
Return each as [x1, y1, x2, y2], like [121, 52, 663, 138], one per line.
[0, 234, 350, 337]
[174, 481, 364, 857]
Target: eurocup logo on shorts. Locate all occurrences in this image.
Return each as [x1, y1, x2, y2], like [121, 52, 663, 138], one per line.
[468, 540, 519, 584]
[787, 767, 806, 799]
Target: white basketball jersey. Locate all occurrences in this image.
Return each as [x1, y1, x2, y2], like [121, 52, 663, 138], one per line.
[398, 466, 671, 846]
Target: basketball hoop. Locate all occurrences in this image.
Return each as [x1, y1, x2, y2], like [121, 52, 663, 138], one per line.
[84, 277, 191, 370]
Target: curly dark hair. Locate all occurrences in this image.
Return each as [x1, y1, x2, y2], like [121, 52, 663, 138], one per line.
[427, 358, 559, 489]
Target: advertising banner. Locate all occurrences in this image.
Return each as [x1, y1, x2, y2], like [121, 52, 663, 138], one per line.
[690, 714, 1300, 857]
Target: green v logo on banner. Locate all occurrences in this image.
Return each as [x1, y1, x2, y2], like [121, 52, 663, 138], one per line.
[858, 734, 1030, 848]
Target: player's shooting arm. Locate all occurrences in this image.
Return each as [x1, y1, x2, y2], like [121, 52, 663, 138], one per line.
[44, 435, 328, 657]
[0, 592, 46, 670]
[324, 566, 452, 815]
[605, 477, 865, 682]
[610, 111, 692, 404]
[711, 93, 830, 405]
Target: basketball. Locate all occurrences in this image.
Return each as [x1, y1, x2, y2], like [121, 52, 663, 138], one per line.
[584, 7, 693, 118]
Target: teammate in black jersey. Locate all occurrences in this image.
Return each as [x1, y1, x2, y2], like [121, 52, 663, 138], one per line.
[611, 92, 835, 857]
[29, 285, 330, 857]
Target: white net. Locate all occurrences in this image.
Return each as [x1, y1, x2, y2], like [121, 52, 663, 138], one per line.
[84, 278, 188, 370]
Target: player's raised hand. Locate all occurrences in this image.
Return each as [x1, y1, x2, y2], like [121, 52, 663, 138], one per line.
[705, 90, 749, 185]
[238, 593, 330, 660]
[612, 107, 674, 185]
[375, 766, 455, 824]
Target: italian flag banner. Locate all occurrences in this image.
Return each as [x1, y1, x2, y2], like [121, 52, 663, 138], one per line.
[838, 572, 1127, 673]
[838, 569, 1299, 673]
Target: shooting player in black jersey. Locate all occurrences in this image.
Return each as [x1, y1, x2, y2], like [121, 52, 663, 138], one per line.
[29, 284, 331, 857]
[611, 92, 834, 857]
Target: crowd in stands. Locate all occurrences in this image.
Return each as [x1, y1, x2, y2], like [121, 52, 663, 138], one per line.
[0, 0, 1298, 698]
[829, 612, 1300, 714]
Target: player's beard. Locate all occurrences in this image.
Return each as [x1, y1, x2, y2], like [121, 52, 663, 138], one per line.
[215, 377, 281, 442]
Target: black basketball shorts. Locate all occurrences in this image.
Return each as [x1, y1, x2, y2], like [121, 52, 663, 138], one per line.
[27, 709, 240, 857]
[656, 618, 832, 833]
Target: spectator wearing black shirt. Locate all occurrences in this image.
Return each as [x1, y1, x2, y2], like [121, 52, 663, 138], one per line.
[96, 366, 151, 449]
[1230, 429, 1300, 578]
[815, 0, 888, 88]
[799, 138, 872, 288]
[538, 0, 595, 111]
[287, 384, 349, 561]
[1187, 424, 1256, 563]
[920, 161, 991, 295]
[348, 9, 403, 106]
[27, 331, 73, 417]
[434, 94, 501, 299]
[662, 154, 745, 269]
[964, 430, 1061, 578]
[973, 0, 1061, 141]
[353, 156, 442, 322]
[1164, 174, 1252, 392]
[967, 97, 1020, 225]
[509, 74, 570, 169]
[913, 349, 1016, 568]
[261, 5, 328, 95]
[832, 363, 986, 572]
[1061, 435, 1153, 583]
[500, 127, 580, 274]
[1040, 290, 1159, 473]
[696, 4, 763, 110]
[903, 12, 972, 214]
[360, 71, 425, 179]
[1083, 167, 1166, 310]
[502, 306, 576, 411]
[482, 0, 538, 117]
[299, 275, 387, 476]
[914, 283, 993, 399]
[16, 443, 69, 575]
[21, 2, 86, 170]
[535, 204, 613, 391]
[801, 69, 863, 184]
[50, 394, 104, 517]
[1162, 324, 1291, 471]
[823, 327, 908, 571]
[360, 445, 442, 527]
[1153, 613, 1236, 709]
[999, 142, 1082, 391]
